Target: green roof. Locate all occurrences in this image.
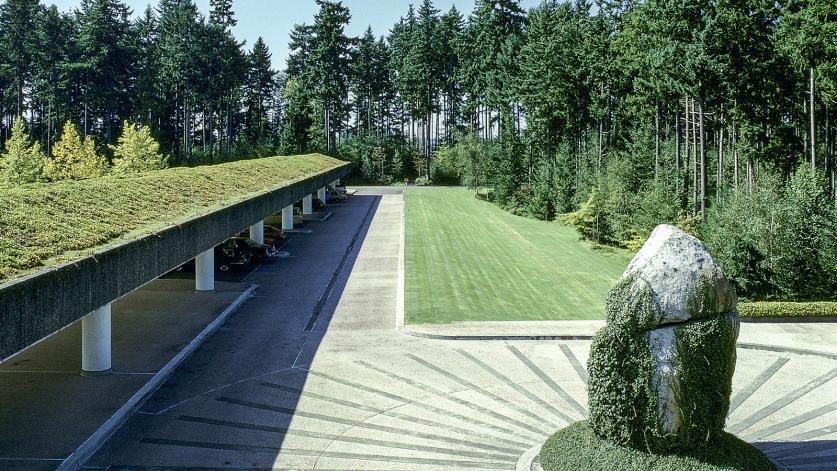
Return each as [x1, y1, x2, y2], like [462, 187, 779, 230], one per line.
[0, 154, 347, 283]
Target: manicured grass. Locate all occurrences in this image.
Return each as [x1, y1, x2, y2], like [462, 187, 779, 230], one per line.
[404, 187, 631, 323]
[540, 421, 775, 471]
[0, 154, 346, 283]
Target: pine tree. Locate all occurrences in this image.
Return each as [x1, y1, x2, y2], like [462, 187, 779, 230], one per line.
[0, 0, 40, 117]
[45, 121, 109, 180]
[246, 37, 275, 145]
[77, 0, 136, 143]
[209, 0, 236, 28]
[110, 121, 168, 173]
[310, 0, 352, 153]
[2, 119, 47, 184]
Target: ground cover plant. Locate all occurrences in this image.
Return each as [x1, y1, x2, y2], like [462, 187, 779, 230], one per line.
[0, 153, 345, 283]
[540, 421, 775, 471]
[404, 187, 630, 323]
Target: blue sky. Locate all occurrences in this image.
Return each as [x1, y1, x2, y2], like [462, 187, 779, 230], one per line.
[47, 0, 542, 70]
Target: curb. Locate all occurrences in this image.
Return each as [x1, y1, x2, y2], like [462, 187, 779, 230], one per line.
[398, 328, 595, 341]
[303, 211, 333, 222]
[57, 284, 259, 471]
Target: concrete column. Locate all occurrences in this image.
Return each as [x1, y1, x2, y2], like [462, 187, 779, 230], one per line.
[82, 303, 112, 373]
[282, 205, 294, 230]
[195, 248, 215, 292]
[303, 195, 313, 215]
[318, 187, 327, 204]
[249, 220, 264, 245]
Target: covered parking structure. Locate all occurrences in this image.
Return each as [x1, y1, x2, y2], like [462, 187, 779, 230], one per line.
[0, 155, 350, 373]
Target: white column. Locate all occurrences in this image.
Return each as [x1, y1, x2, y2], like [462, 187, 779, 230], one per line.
[249, 220, 264, 245]
[318, 187, 327, 204]
[195, 248, 215, 292]
[282, 205, 294, 230]
[82, 303, 112, 373]
[303, 195, 313, 215]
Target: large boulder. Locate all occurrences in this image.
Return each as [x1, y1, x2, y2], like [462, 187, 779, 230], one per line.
[587, 225, 740, 452]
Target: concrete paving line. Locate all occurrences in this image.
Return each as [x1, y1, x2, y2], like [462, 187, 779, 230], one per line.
[396, 190, 406, 331]
[57, 283, 259, 471]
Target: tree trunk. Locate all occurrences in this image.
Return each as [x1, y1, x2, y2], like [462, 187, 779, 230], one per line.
[733, 123, 739, 192]
[699, 91, 706, 219]
[655, 99, 660, 182]
[810, 66, 816, 171]
[717, 106, 724, 203]
[675, 110, 680, 195]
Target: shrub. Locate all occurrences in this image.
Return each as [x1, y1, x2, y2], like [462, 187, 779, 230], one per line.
[110, 121, 168, 174]
[1, 119, 47, 184]
[564, 188, 613, 245]
[45, 121, 109, 180]
[702, 165, 837, 301]
[738, 302, 837, 318]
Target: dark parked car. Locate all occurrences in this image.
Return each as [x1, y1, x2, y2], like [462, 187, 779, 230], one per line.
[263, 225, 286, 248]
[238, 225, 286, 252]
[215, 239, 253, 272]
[294, 197, 324, 212]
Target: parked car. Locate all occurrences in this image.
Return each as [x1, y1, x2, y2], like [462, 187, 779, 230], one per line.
[262, 225, 286, 249]
[265, 209, 302, 228]
[326, 188, 347, 203]
[238, 225, 286, 252]
[215, 239, 253, 272]
[232, 237, 275, 260]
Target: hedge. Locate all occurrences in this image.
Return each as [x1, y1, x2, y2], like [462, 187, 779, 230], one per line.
[738, 302, 837, 318]
[0, 154, 346, 283]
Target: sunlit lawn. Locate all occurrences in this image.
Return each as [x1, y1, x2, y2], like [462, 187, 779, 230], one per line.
[405, 187, 631, 324]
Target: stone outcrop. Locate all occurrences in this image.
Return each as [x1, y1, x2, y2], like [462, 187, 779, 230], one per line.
[587, 225, 740, 452]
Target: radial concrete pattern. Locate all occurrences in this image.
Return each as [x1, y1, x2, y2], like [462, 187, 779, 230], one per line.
[88, 188, 836, 471]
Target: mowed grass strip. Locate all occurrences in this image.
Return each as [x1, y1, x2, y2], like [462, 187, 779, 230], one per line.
[404, 187, 630, 323]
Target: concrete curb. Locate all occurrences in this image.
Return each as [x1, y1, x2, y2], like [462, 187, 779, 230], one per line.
[516, 441, 545, 471]
[303, 211, 333, 222]
[397, 328, 597, 341]
[57, 284, 259, 471]
[396, 190, 406, 331]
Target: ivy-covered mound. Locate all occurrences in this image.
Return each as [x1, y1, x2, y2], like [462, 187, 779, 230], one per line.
[540, 225, 774, 471]
[540, 421, 775, 471]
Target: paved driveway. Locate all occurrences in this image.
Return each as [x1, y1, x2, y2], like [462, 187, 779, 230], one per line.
[89, 188, 837, 471]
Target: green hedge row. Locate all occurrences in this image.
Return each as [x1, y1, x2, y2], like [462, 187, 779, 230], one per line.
[738, 302, 837, 318]
[0, 154, 345, 283]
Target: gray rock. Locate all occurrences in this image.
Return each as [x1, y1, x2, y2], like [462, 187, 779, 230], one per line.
[622, 224, 738, 328]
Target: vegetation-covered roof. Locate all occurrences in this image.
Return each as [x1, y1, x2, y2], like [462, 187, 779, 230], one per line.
[0, 154, 347, 284]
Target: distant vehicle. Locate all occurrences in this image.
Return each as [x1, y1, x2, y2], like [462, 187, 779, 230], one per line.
[262, 225, 286, 249]
[297, 197, 324, 211]
[238, 225, 286, 252]
[326, 188, 347, 203]
[215, 239, 253, 272]
[265, 209, 302, 228]
[232, 237, 275, 260]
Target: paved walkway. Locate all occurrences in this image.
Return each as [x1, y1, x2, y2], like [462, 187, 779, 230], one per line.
[80, 187, 837, 471]
[0, 280, 252, 470]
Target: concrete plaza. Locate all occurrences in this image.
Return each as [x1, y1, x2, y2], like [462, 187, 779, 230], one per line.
[1, 188, 834, 470]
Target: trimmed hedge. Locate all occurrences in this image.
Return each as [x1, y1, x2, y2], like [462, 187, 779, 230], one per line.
[739, 302, 837, 318]
[540, 421, 775, 471]
[0, 154, 346, 283]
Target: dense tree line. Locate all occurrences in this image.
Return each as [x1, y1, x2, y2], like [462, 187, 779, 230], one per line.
[281, 0, 835, 301]
[0, 0, 280, 166]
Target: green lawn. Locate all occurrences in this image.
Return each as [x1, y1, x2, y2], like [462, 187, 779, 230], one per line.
[404, 187, 631, 323]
